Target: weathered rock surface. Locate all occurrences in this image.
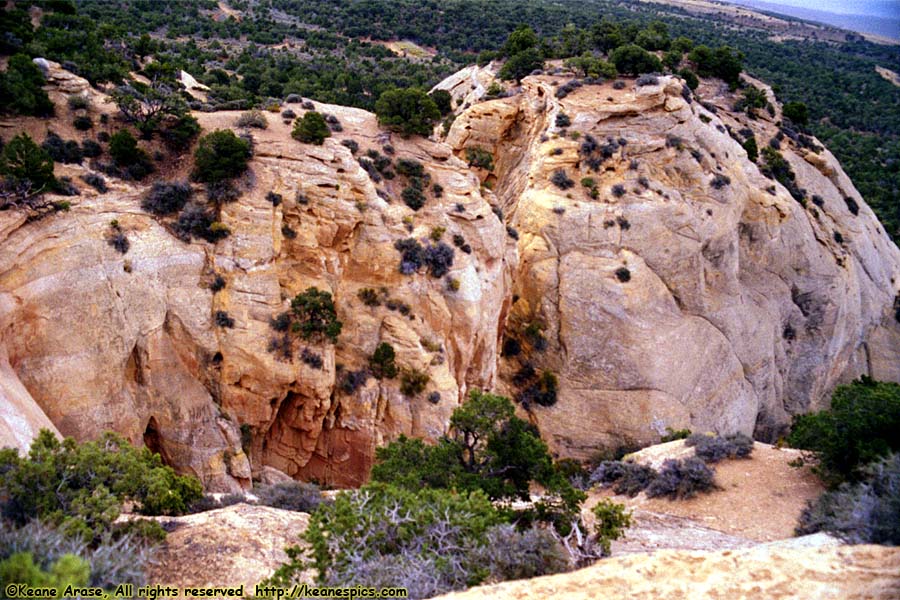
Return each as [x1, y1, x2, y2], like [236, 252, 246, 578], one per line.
[432, 537, 900, 600]
[0, 63, 512, 489]
[141, 503, 311, 589]
[442, 71, 900, 457]
[1, 61, 899, 489]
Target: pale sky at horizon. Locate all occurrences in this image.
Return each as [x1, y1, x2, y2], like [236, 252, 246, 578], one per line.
[726, 0, 900, 18]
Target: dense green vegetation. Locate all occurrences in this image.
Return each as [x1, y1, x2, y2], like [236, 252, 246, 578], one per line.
[371, 390, 585, 532]
[788, 377, 900, 485]
[788, 378, 900, 544]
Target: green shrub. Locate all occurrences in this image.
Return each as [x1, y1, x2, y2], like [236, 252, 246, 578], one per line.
[661, 427, 692, 442]
[498, 48, 544, 82]
[67, 94, 90, 111]
[0, 54, 54, 117]
[610, 44, 662, 76]
[375, 88, 440, 137]
[289, 287, 342, 343]
[399, 367, 429, 396]
[401, 185, 426, 210]
[0, 133, 56, 193]
[73, 115, 93, 131]
[0, 551, 89, 593]
[429, 89, 453, 115]
[0, 430, 202, 542]
[465, 146, 494, 171]
[372, 390, 585, 531]
[369, 342, 398, 379]
[292, 111, 331, 144]
[592, 499, 632, 556]
[254, 481, 324, 513]
[795, 453, 899, 544]
[782, 101, 809, 126]
[192, 129, 252, 182]
[161, 114, 201, 151]
[788, 377, 900, 485]
[108, 130, 146, 167]
[742, 135, 759, 162]
[678, 68, 699, 90]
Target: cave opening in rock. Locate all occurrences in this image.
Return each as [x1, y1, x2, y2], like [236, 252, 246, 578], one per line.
[143, 417, 171, 465]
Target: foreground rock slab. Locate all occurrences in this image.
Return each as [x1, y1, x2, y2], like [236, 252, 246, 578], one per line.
[432, 538, 900, 600]
[144, 503, 311, 590]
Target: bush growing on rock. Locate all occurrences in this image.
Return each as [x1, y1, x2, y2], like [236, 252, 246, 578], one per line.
[369, 342, 398, 379]
[292, 111, 331, 145]
[42, 133, 83, 165]
[465, 146, 494, 171]
[80, 173, 107, 193]
[192, 130, 251, 183]
[375, 88, 440, 137]
[550, 169, 574, 190]
[173, 204, 230, 243]
[289, 287, 342, 343]
[81, 139, 102, 158]
[399, 368, 429, 396]
[142, 181, 192, 215]
[610, 44, 662, 76]
[589, 460, 657, 497]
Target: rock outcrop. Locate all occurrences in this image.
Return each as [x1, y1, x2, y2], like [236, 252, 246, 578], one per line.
[441, 71, 900, 457]
[1, 60, 898, 489]
[0, 61, 512, 489]
[433, 536, 900, 600]
[140, 503, 312, 589]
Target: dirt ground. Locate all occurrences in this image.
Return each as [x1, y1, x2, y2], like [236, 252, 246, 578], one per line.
[588, 441, 825, 549]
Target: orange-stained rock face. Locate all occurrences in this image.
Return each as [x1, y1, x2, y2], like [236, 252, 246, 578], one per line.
[0, 61, 898, 490]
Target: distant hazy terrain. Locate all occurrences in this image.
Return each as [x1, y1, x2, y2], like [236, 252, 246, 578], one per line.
[727, 0, 900, 40]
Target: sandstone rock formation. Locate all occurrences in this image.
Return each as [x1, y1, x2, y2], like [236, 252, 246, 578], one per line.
[0, 61, 512, 489]
[1, 60, 898, 489]
[433, 536, 900, 600]
[140, 503, 312, 589]
[440, 70, 900, 457]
